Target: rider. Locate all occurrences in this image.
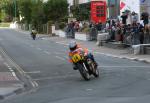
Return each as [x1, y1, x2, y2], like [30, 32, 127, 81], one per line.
[68, 41, 97, 70]
[31, 27, 37, 40]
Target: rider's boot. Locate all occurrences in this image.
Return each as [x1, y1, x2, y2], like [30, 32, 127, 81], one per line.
[73, 64, 78, 70]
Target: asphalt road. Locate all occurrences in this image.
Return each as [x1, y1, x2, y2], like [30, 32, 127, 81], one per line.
[0, 28, 150, 103]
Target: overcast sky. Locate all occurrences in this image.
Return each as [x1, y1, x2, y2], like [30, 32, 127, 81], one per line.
[67, 0, 73, 5]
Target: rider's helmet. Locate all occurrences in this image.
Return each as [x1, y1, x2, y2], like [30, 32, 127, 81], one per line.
[69, 41, 77, 51]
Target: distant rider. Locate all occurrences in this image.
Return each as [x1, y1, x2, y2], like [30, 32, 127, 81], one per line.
[31, 28, 37, 40]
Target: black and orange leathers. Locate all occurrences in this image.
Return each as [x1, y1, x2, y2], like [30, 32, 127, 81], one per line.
[68, 44, 88, 63]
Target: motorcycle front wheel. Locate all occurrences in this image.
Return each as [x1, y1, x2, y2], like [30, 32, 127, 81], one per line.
[77, 63, 90, 81]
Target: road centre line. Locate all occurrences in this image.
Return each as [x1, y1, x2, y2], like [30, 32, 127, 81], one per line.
[55, 56, 66, 61]
[54, 52, 64, 55]
[37, 48, 42, 50]
[98, 66, 150, 68]
[55, 42, 68, 46]
[33, 74, 76, 81]
[44, 51, 51, 55]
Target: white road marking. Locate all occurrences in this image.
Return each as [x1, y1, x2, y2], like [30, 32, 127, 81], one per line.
[4, 62, 18, 79]
[55, 56, 66, 61]
[94, 52, 115, 57]
[25, 71, 41, 74]
[33, 74, 76, 81]
[55, 42, 69, 46]
[4, 62, 9, 67]
[44, 51, 51, 55]
[86, 89, 93, 91]
[54, 52, 64, 55]
[37, 48, 42, 50]
[98, 66, 150, 68]
[0, 47, 38, 87]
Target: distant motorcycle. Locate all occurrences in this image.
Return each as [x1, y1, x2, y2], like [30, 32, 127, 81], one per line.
[31, 29, 37, 40]
[71, 51, 99, 80]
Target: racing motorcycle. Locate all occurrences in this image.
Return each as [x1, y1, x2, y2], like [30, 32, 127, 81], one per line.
[31, 29, 37, 40]
[71, 51, 99, 80]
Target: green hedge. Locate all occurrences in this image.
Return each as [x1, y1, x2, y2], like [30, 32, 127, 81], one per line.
[0, 23, 10, 27]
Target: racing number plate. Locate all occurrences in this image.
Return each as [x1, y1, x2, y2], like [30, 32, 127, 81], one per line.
[72, 54, 82, 63]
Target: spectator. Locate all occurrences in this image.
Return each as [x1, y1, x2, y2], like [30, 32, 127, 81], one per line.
[96, 21, 102, 32]
[137, 23, 144, 44]
[79, 21, 83, 31]
[66, 21, 75, 38]
[144, 24, 150, 44]
[131, 12, 138, 24]
[74, 21, 79, 32]
[141, 12, 149, 26]
[126, 11, 132, 25]
[131, 23, 140, 45]
[121, 12, 128, 25]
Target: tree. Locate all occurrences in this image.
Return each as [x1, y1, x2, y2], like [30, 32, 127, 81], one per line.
[31, 0, 45, 29]
[0, 0, 19, 22]
[18, 0, 32, 23]
[44, 0, 68, 22]
[71, 3, 90, 21]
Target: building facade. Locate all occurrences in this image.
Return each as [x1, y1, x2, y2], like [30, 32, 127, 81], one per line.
[107, 0, 120, 19]
[69, 0, 120, 19]
[140, 0, 150, 14]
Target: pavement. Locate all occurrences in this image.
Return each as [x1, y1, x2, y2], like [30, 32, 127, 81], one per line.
[0, 47, 24, 100]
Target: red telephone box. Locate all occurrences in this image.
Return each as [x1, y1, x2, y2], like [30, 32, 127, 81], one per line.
[91, 0, 107, 23]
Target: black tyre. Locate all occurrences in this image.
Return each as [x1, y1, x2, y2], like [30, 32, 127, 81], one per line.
[93, 68, 99, 78]
[90, 63, 99, 78]
[78, 64, 90, 81]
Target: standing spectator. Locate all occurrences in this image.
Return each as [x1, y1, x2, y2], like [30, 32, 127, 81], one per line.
[137, 23, 144, 44]
[126, 24, 132, 45]
[66, 21, 75, 38]
[110, 24, 116, 41]
[141, 12, 149, 26]
[131, 12, 138, 24]
[144, 24, 150, 44]
[126, 11, 132, 25]
[115, 25, 123, 42]
[79, 21, 83, 32]
[96, 21, 102, 32]
[131, 23, 140, 45]
[89, 23, 98, 41]
[121, 12, 128, 25]
[89, 21, 95, 28]
[74, 21, 79, 32]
